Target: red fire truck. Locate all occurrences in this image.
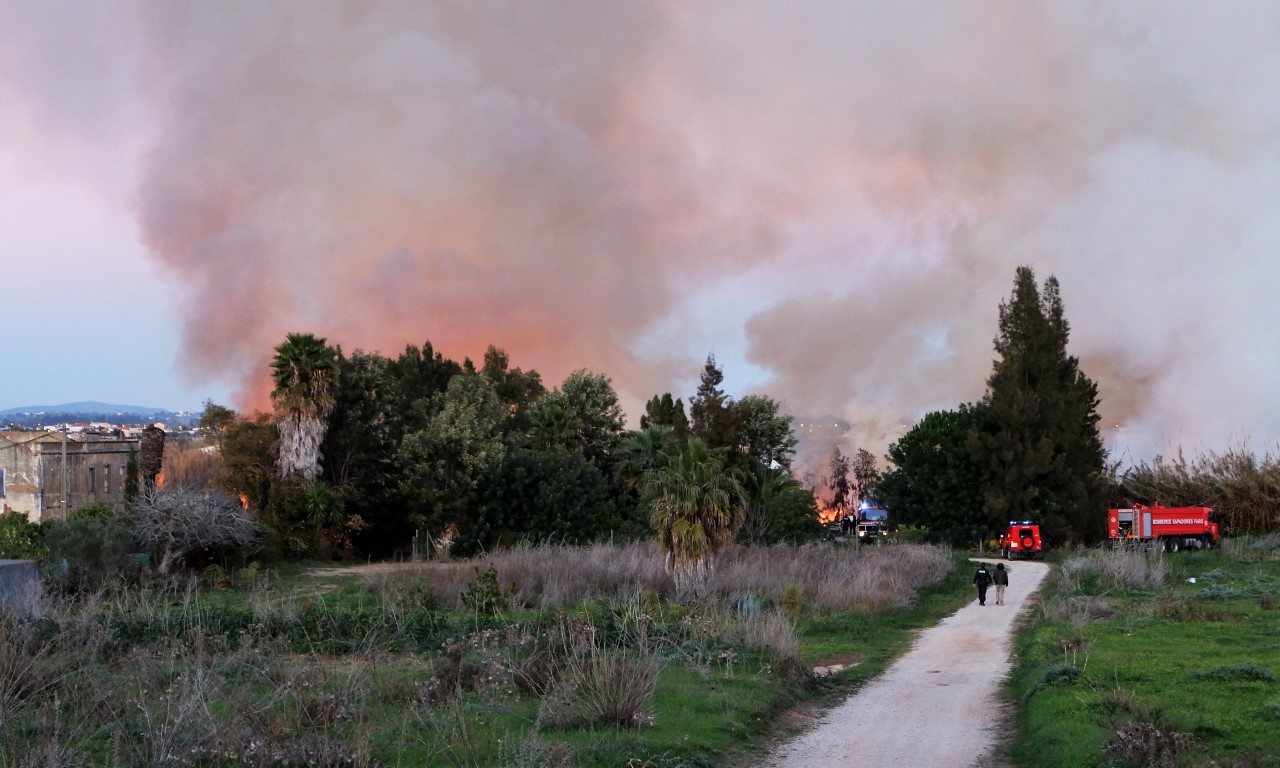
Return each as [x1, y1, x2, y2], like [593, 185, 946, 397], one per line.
[1107, 504, 1220, 552]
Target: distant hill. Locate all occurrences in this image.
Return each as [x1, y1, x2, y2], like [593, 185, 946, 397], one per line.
[0, 402, 180, 417]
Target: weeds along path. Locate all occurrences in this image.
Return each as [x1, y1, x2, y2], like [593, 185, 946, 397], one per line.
[757, 559, 1051, 768]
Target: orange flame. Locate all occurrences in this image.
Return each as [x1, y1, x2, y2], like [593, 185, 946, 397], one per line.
[239, 493, 250, 510]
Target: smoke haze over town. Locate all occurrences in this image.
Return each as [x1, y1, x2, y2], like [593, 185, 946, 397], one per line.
[4, 1, 1280, 467]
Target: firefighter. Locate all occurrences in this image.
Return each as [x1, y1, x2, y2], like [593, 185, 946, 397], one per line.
[972, 563, 992, 606]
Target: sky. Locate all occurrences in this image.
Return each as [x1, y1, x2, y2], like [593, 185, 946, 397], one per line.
[2, 1, 1279, 469]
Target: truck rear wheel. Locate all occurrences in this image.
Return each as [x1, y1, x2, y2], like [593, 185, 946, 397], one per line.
[1165, 537, 1181, 554]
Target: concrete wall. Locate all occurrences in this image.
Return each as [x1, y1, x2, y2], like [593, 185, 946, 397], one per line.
[0, 559, 39, 615]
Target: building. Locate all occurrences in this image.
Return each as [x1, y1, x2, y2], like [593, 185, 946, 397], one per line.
[0, 431, 139, 522]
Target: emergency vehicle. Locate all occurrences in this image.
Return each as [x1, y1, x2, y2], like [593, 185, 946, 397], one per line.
[1107, 504, 1219, 552]
[1000, 521, 1043, 560]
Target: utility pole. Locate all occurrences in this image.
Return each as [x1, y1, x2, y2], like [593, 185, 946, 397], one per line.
[61, 429, 68, 519]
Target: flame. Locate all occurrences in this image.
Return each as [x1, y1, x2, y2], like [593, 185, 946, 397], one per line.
[155, 471, 165, 489]
[239, 493, 250, 510]
[816, 502, 842, 525]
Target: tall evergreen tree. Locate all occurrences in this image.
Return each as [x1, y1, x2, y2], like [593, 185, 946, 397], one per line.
[689, 355, 739, 451]
[640, 393, 691, 440]
[969, 266, 1108, 543]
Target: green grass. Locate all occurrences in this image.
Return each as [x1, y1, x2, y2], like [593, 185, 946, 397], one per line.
[1006, 540, 1280, 768]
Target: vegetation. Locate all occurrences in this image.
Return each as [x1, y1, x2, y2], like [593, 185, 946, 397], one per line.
[1006, 537, 1280, 767]
[1117, 445, 1280, 534]
[880, 266, 1109, 546]
[0, 540, 961, 767]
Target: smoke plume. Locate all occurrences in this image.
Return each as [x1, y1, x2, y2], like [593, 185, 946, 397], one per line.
[7, 1, 1280, 466]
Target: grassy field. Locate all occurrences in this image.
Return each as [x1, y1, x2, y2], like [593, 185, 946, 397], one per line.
[1005, 535, 1280, 768]
[1, 540, 975, 767]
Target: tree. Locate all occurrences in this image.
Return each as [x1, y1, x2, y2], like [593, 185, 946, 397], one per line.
[128, 485, 259, 574]
[321, 350, 410, 555]
[199, 400, 237, 447]
[737, 463, 823, 545]
[398, 374, 508, 537]
[689, 355, 739, 451]
[614, 425, 680, 494]
[640, 394, 690, 440]
[217, 413, 276, 512]
[391, 340, 464, 432]
[734, 394, 798, 470]
[969, 267, 1108, 543]
[528, 369, 625, 466]
[459, 448, 613, 555]
[138, 425, 166, 491]
[878, 405, 990, 544]
[645, 439, 745, 600]
[826, 447, 852, 519]
[271, 332, 340, 480]
[852, 448, 880, 505]
[480, 345, 545, 432]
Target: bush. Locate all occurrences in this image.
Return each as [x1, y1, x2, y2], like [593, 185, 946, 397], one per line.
[1192, 663, 1275, 683]
[537, 643, 662, 729]
[0, 510, 46, 560]
[40, 517, 137, 592]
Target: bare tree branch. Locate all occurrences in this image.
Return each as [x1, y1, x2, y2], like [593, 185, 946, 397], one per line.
[128, 485, 260, 574]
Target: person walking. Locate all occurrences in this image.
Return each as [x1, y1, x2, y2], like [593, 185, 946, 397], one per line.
[993, 563, 1009, 605]
[972, 563, 992, 606]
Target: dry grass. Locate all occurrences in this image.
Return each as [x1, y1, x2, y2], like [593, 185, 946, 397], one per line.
[1059, 549, 1168, 591]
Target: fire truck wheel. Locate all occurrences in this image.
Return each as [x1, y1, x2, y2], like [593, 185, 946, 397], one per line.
[1165, 538, 1181, 554]
[1002, 548, 1010, 560]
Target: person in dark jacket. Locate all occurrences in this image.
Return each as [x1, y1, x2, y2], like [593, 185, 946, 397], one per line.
[993, 563, 1009, 605]
[972, 563, 992, 606]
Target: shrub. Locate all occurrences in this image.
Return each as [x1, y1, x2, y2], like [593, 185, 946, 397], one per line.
[1192, 663, 1275, 683]
[40, 517, 137, 593]
[537, 644, 662, 729]
[1101, 719, 1196, 768]
[0, 510, 46, 560]
[461, 565, 520, 615]
[1023, 663, 1085, 702]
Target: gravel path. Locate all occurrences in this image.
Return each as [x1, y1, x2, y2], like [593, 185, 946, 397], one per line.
[757, 559, 1051, 768]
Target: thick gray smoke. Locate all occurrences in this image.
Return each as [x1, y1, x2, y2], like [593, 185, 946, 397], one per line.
[6, 1, 1280, 466]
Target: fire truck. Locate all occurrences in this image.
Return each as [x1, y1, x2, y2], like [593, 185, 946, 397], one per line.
[1107, 504, 1220, 552]
[854, 505, 889, 544]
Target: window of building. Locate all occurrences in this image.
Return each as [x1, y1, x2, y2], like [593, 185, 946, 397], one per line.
[0, 467, 5, 497]
[104, 464, 111, 494]
[88, 466, 96, 493]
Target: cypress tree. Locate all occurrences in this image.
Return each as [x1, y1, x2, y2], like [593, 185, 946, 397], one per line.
[969, 266, 1107, 543]
[689, 355, 739, 451]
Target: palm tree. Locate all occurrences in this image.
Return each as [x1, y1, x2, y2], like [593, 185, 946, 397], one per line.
[645, 438, 745, 600]
[613, 425, 678, 493]
[271, 332, 339, 480]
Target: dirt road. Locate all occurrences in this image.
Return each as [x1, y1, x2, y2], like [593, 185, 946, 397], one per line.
[757, 559, 1051, 768]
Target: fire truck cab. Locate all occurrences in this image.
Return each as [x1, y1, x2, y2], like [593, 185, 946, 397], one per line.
[1107, 504, 1219, 552]
[1000, 521, 1043, 560]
